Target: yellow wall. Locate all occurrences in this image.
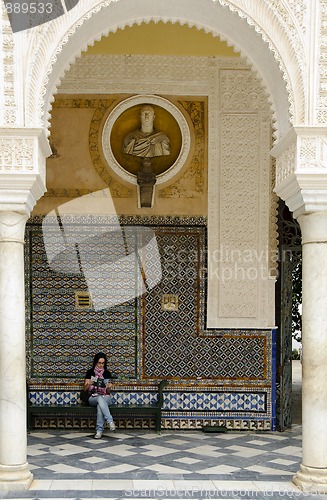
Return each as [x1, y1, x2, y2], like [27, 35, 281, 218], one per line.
[35, 94, 207, 216]
[85, 21, 239, 57]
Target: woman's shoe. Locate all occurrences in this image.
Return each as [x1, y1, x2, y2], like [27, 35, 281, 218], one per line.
[106, 421, 116, 431]
[94, 431, 103, 439]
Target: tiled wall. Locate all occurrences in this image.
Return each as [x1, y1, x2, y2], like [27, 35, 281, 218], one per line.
[25, 215, 275, 430]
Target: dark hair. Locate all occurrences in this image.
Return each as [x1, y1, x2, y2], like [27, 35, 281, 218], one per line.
[92, 352, 108, 371]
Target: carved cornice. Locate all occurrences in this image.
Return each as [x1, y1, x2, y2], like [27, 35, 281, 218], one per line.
[0, 128, 49, 213]
[272, 127, 327, 217]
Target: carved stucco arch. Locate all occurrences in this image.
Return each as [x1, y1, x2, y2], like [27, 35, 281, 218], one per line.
[24, 0, 306, 141]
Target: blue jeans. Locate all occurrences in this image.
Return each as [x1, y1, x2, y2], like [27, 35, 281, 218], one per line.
[88, 394, 114, 432]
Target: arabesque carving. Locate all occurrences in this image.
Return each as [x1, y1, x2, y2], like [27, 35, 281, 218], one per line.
[299, 136, 327, 169]
[275, 139, 296, 186]
[18, 0, 307, 138]
[0, 4, 17, 126]
[0, 138, 35, 171]
[317, 3, 327, 125]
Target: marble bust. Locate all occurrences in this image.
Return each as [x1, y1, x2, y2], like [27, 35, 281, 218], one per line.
[123, 105, 170, 158]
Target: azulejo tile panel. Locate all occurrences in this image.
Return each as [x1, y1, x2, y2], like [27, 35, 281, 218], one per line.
[25, 215, 274, 430]
[164, 391, 267, 412]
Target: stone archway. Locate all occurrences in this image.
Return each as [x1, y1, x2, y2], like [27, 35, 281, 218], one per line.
[1, 0, 313, 492]
[24, 0, 303, 137]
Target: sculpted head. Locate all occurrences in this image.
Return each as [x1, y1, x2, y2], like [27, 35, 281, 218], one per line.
[140, 105, 155, 132]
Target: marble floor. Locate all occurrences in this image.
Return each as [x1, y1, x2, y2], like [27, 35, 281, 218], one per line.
[1, 362, 316, 500]
[0, 424, 324, 500]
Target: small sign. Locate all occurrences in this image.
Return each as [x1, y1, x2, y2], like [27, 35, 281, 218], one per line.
[161, 294, 179, 311]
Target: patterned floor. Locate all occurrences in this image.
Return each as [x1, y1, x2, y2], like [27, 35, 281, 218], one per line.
[0, 424, 325, 500]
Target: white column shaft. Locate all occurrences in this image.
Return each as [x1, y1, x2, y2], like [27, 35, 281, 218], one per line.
[0, 211, 32, 488]
[293, 212, 327, 493]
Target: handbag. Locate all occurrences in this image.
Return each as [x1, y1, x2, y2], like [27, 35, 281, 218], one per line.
[80, 389, 90, 404]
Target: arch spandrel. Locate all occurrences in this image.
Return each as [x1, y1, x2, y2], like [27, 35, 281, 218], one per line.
[21, 0, 306, 141]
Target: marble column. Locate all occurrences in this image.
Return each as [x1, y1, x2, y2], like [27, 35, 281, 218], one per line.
[293, 211, 327, 493]
[0, 211, 33, 490]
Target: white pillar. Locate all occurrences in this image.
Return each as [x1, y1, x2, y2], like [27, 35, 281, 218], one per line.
[293, 212, 327, 493]
[0, 211, 33, 490]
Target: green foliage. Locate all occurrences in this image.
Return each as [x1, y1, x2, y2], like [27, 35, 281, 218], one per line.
[292, 349, 300, 360]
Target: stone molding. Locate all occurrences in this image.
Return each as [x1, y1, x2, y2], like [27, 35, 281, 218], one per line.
[272, 127, 327, 217]
[317, 1, 327, 125]
[0, 128, 50, 214]
[294, 464, 327, 494]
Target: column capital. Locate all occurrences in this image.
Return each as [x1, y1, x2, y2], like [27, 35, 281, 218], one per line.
[0, 128, 51, 215]
[271, 126, 327, 218]
[0, 211, 28, 244]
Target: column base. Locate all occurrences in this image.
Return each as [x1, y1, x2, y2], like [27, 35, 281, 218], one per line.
[293, 464, 327, 493]
[0, 463, 33, 491]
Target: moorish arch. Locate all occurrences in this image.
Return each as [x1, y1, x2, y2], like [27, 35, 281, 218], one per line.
[4, 0, 327, 495]
[24, 0, 305, 137]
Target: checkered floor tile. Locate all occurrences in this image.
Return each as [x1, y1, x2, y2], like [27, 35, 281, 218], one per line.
[0, 425, 325, 499]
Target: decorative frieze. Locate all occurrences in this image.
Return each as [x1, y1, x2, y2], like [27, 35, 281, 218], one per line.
[275, 136, 297, 186]
[0, 4, 17, 126]
[317, 1, 327, 125]
[0, 129, 50, 213]
[273, 128, 327, 217]
[220, 70, 270, 111]
[0, 137, 35, 172]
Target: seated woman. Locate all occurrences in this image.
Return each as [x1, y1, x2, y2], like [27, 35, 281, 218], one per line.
[83, 352, 116, 439]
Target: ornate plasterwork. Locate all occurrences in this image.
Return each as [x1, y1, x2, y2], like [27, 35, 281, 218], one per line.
[274, 136, 297, 186]
[0, 4, 17, 126]
[298, 136, 327, 170]
[273, 127, 327, 217]
[273, 129, 327, 183]
[20, 0, 305, 139]
[0, 128, 50, 213]
[317, 1, 327, 125]
[60, 54, 238, 95]
[219, 0, 305, 124]
[0, 137, 36, 172]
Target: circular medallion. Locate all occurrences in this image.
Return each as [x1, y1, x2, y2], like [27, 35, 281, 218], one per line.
[102, 95, 191, 185]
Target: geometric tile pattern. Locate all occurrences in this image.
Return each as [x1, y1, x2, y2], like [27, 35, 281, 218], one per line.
[25, 221, 137, 381]
[28, 389, 159, 406]
[1, 425, 315, 500]
[164, 391, 266, 411]
[29, 389, 267, 413]
[25, 216, 274, 430]
[141, 226, 271, 381]
[25, 426, 302, 482]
